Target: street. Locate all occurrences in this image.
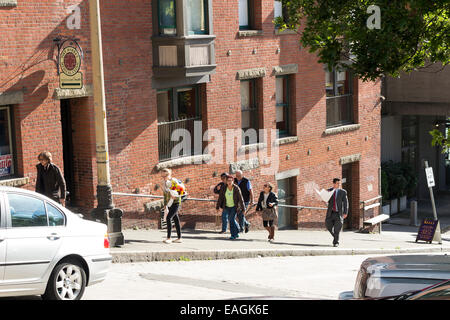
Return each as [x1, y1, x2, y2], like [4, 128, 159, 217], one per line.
[83, 254, 381, 300]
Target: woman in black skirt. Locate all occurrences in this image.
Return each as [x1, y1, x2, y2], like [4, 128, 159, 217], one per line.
[256, 183, 278, 242]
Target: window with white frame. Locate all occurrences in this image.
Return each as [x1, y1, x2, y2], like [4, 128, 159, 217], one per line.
[186, 0, 208, 35]
[274, 0, 289, 26]
[239, 0, 250, 29]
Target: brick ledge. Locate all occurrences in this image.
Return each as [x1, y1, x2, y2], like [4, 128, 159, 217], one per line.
[238, 30, 263, 37]
[323, 124, 361, 136]
[156, 154, 212, 170]
[0, 177, 29, 187]
[0, 0, 17, 7]
[274, 136, 298, 146]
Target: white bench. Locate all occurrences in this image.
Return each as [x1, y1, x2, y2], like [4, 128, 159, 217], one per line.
[363, 214, 390, 232]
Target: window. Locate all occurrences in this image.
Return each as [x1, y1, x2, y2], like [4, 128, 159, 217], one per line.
[46, 203, 65, 226]
[325, 67, 353, 127]
[157, 86, 202, 161]
[186, 0, 208, 35]
[158, 0, 177, 35]
[274, 0, 289, 26]
[241, 79, 259, 145]
[0, 106, 14, 177]
[8, 193, 47, 228]
[239, 0, 250, 29]
[401, 116, 418, 172]
[276, 76, 290, 137]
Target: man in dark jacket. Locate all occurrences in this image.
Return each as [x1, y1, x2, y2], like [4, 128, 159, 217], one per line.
[234, 170, 252, 233]
[213, 173, 229, 233]
[326, 178, 348, 247]
[213, 172, 227, 195]
[216, 175, 245, 240]
[36, 151, 66, 205]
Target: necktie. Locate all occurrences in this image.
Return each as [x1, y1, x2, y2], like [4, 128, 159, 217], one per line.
[333, 189, 337, 211]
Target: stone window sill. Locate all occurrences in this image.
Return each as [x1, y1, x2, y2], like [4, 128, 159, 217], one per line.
[274, 29, 297, 36]
[0, 0, 17, 7]
[238, 143, 266, 154]
[0, 177, 29, 187]
[238, 30, 263, 37]
[274, 136, 298, 146]
[0, 90, 24, 105]
[323, 124, 360, 136]
[156, 154, 212, 170]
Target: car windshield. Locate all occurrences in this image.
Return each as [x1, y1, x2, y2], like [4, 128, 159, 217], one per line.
[410, 281, 450, 300]
[391, 290, 421, 300]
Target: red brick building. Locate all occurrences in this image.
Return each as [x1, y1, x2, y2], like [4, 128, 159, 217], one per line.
[0, 0, 381, 231]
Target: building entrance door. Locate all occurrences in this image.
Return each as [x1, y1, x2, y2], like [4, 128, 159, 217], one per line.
[277, 177, 295, 229]
[60, 99, 75, 206]
[342, 164, 352, 230]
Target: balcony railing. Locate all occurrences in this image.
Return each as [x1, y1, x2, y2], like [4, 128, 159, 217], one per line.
[158, 117, 202, 161]
[326, 94, 353, 128]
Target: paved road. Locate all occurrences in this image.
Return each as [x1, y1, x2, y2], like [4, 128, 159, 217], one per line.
[83, 253, 426, 300]
[4, 252, 445, 300]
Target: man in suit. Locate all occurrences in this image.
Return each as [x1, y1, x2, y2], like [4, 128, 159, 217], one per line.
[326, 178, 348, 247]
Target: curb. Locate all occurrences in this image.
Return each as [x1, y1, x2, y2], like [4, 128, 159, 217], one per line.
[111, 247, 450, 263]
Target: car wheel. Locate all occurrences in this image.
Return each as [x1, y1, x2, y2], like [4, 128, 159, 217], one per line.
[42, 259, 87, 300]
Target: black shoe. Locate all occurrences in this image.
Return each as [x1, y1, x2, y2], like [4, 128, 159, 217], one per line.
[333, 243, 339, 247]
[245, 224, 249, 233]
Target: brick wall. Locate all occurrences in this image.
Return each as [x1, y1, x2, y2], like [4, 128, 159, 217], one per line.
[0, 0, 381, 231]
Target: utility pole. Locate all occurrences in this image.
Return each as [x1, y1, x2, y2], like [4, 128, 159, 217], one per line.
[89, 0, 124, 246]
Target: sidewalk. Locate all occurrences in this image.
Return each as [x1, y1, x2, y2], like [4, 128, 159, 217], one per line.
[110, 223, 450, 263]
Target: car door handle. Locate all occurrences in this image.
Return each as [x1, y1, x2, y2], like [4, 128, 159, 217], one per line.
[47, 233, 61, 241]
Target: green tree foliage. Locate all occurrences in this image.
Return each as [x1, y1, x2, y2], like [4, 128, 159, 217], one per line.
[381, 161, 418, 200]
[275, 1, 450, 81]
[430, 128, 450, 153]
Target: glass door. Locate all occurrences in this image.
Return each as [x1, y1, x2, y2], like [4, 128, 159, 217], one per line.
[342, 164, 352, 230]
[277, 178, 294, 229]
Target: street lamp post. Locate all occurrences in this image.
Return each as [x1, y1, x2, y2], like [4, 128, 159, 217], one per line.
[88, 0, 124, 246]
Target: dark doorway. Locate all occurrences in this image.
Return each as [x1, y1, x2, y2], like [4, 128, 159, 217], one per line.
[60, 99, 75, 206]
[342, 164, 352, 230]
[277, 177, 296, 229]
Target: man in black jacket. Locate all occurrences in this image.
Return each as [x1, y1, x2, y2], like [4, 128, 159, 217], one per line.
[213, 173, 229, 233]
[234, 170, 252, 233]
[213, 172, 227, 195]
[36, 151, 66, 206]
[326, 178, 348, 247]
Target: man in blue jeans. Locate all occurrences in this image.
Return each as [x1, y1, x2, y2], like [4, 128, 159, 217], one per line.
[234, 170, 252, 233]
[216, 175, 245, 240]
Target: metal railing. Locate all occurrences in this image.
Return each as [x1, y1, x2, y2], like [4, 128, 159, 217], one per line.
[112, 192, 328, 211]
[157, 116, 201, 161]
[326, 94, 353, 128]
[361, 195, 382, 211]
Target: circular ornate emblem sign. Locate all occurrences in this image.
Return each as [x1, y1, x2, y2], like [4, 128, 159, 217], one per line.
[60, 46, 81, 76]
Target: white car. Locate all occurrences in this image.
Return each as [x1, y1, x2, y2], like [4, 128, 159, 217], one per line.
[0, 186, 111, 300]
